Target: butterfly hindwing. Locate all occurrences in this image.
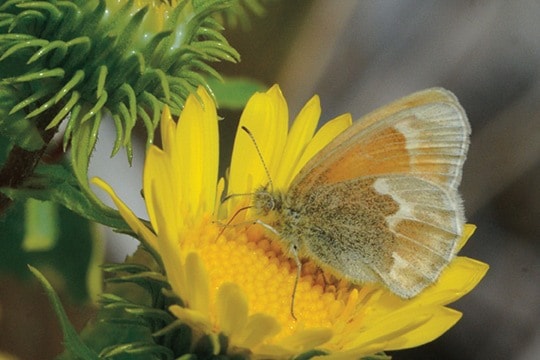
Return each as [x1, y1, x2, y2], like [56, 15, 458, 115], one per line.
[290, 174, 463, 297]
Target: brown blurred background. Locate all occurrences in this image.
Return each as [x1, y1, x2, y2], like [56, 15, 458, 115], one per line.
[217, 1, 540, 359]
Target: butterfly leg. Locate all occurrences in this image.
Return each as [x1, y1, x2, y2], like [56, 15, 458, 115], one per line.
[289, 244, 302, 321]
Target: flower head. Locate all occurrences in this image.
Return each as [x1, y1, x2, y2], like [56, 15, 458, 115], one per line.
[0, 0, 238, 160]
[95, 85, 488, 359]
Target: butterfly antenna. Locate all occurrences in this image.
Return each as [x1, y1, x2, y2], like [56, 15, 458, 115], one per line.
[290, 245, 302, 321]
[241, 126, 274, 190]
[222, 191, 254, 204]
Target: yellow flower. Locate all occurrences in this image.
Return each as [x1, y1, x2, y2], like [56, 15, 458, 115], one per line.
[94, 85, 488, 359]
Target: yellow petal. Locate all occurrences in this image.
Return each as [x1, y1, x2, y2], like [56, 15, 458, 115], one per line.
[253, 344, 295, 360]
[144, 145, 175, 236]
[280, 328, 333, 353]
[91, 177, 157, 250]
[217, 282, 249, 337]
[417, 256, 489, 305]
[228, 85, 288, 196]
[238, 313, 281, 349]
[384, 307, 462, 351]
[274, 95, 320, 190]
[184, 252, 210, 314]
[318, 307, 461, 359]
[264, 85, 289, 178]
[456, 223, 476, 252]
[159, 105, 176, 157]
[169, 304, 212, 333]
[292, 113, 352, 177]
[344, 307, 435, 352]
[175, 86, 219, 216]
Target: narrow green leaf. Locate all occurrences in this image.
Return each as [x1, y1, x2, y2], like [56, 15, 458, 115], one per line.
[27, 39, 68, 65]
[206, 77, 266, 109]
[9, 86, 52, 115]
[96, 65, 108, 98]
[28, 265, 100, 360]
[46, 90, 81, 130]
[294, 350, 328, 360]
[80, 91, 107, 123]
[0, 38, 48, 61]
[100, 341, 174, 359]
[2, 67, 65, 84]
[54, 69, 85, 103]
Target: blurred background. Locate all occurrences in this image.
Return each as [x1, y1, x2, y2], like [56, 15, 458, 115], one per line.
[2, 1, 539, 359]
[231, 2, 540, 359]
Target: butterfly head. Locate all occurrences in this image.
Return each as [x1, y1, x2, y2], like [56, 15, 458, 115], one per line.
[253, 186, 285, 216]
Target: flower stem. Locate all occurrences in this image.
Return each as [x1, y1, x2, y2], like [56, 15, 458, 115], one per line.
[0, 105, 60, 214]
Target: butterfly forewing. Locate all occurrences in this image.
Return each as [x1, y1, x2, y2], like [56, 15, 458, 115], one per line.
[289, 88, 470, 198]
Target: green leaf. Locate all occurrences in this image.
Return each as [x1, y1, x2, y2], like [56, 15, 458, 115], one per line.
[62, 271, 164, 360]
[99, 341, 174, 359]
[22, 198, 59, 251]
[0, 196, 103, 302]
[0, 113, 45, 150]
[294, 350, 328, 360]
[0, 85, 45, 151]
[219, 0, 274, 29]
[68, 112, 132, 226]
[361, 353, 391, 360]
[207, 77, 266, 109]
[28, 265, 100, 360]
[1, 161, 130, 232]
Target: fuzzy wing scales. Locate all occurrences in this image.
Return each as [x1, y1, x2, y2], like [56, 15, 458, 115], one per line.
[293, 175, 463, 298]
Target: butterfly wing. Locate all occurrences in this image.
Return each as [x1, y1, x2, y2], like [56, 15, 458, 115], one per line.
[289, 88, 470, 197]
[292, 175, 463, 297]
[287, 88, 470, 297]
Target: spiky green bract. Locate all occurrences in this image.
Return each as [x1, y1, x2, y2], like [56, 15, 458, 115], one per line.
[0, 0, 240, 201]
[62, 247, 242, 360]
[0, 0, 239, 152]
[220, 0, 272, 29]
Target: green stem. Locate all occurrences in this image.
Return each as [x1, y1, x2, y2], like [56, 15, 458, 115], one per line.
[0, 105, 60, 214]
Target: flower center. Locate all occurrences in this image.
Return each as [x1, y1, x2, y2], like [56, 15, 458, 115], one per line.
[186, 213, 362, 337]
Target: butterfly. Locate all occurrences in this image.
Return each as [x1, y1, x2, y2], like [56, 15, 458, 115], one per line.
[251, 88, 470, 303]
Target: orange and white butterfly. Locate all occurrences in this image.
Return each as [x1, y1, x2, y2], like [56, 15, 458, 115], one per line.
[252, 88, 470, 299]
